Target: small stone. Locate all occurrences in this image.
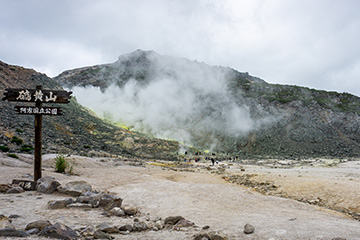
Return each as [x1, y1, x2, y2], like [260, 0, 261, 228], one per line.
[97, 222, 120, 234]
[154, 220, 164, 230]
[202, 225, 210, 230]
[26, 228, 40, 235]
[244, 223, 255, 234]
[107, 207, 125, 217]
[133, 221, 148, 232]
[67, 203, 92, 209]
[164, 216, 185, 225]
[119, 224, 133, 232]
[123, 206, 137, 216]
[93, 230, 112, 239]
[332, 238, 347, 240]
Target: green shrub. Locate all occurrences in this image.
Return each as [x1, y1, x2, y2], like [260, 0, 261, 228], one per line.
[15, 129, 24, 133]
[11, 136, 23, 146]
[55, 154, 67, 173]
[20, 145, 34, 152]
[0, 145, 10, 152]
[7, 153, 18, 159]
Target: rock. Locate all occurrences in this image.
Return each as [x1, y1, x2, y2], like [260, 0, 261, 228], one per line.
[39, 222, 78, 240]
[202, 225, 210, 230]
[48, 198, 74, 209]
[99, 193, 117, 207]
[76, 193, 102, 208]
[57, 181, 92, 197]
[0, 216, 14, 229]
[104, 197, 123, 211]
[107, 207, 125, 217]
[154, 220, 164, 230]
[193, 233, 210, 240]
[132, 221, 148, 232]
[97, 222, 120, 234]
[26, 228, 40, 235]
[0, 228, 29, 237]
[36, 176, 60, 194]
[67, 203, 93, 209]
[174, 219, 195, 228]
[164, 216, 185, 225]
[93, 230, 113, 239]
[244, 223, 255, 234]
[210, 234, 226, 240]
[8, 214, 21, 219]
[122, 206, 137, 216]
[6, 186, 24, 194]
[25, 219, 52, 231]
[332, 238, 347, 240]
[79, 225, 96, 237]
[119, 224, 133, 232]
[0, 184, 11, 193]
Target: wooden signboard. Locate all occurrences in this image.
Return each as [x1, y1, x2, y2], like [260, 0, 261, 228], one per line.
[2, 85, 72, 182]
[2, 88, 72, 103]
[15, 106, 62, 115]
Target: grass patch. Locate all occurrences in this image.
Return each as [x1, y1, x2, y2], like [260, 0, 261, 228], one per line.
[11, 136, 23, 146]
[55, 154, 67, 173]
[7, 153, 18, 159]
[0, 145, 10, 152]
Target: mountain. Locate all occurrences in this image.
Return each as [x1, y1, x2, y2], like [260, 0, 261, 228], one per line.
[54, 50, 360, 158]
[0, 60, 179, 159]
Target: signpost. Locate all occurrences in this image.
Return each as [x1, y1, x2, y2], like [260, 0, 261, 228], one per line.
[2, 85, 72, 182]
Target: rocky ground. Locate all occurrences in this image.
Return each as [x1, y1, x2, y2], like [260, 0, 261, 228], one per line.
[0, 153, 360, 239]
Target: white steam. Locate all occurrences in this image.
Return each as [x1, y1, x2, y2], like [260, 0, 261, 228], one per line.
[71, 55, 273, 150]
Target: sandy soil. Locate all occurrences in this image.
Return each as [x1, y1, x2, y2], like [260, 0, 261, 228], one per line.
[0, 153, 360, 240]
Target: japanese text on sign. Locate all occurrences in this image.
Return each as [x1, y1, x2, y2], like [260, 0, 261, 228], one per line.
[17, 89, 57, 102]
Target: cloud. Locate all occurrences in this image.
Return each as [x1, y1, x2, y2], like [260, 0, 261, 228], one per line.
[1, 0, 360, 96]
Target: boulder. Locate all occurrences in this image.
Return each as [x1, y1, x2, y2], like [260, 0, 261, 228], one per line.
[57, 181, 92, 197]
[39, 222, 78, 240]
[25, 219, 52, 231]
[36, 176, 60, 194]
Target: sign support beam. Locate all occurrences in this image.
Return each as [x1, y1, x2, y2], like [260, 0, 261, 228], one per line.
[34, 85, 42, 181]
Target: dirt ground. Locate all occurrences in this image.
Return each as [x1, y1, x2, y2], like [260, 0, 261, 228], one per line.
[0, 153, 360, 240]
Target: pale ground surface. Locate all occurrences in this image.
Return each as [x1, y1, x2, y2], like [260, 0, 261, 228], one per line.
[0, 153, 360, 240]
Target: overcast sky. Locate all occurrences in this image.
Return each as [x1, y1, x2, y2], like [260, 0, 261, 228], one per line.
[1, 0, 360, 96]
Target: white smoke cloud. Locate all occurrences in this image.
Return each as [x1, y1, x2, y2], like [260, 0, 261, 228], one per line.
[71, 53, 274, 150]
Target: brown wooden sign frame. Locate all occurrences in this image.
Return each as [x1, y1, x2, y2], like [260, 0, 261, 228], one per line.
[2, 85, 72, 182]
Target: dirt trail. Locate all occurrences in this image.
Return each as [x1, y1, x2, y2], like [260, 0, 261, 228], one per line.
[0, 154, 360, 239]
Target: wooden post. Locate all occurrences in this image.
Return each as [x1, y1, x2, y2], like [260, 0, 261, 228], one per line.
[34, 85, 42, 181]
